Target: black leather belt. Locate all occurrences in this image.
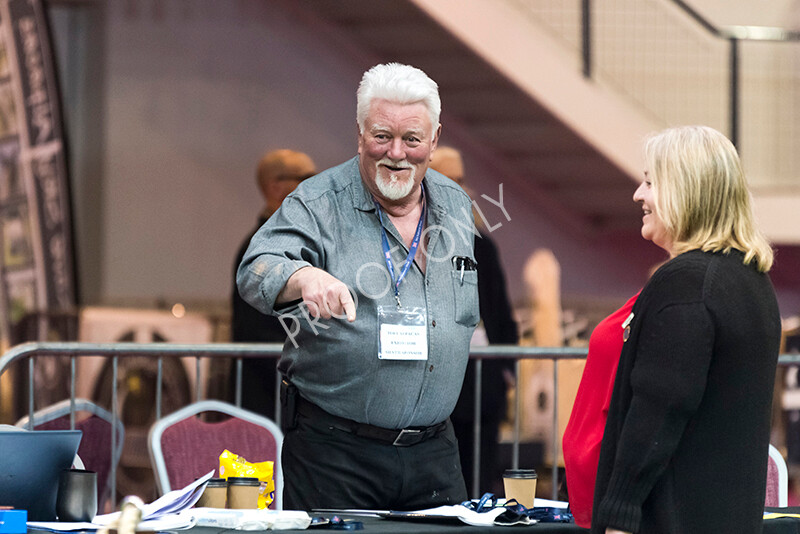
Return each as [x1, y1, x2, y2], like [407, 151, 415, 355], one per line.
[295, 395, 447, 447]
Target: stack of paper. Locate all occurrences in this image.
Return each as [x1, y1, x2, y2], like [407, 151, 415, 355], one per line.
[124, 470, 214, 529]
[28, 471, 214, 532]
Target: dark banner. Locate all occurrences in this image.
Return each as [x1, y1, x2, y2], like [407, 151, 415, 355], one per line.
[0, 0, 76, 350]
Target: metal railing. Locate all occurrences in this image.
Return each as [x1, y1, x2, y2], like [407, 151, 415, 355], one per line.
[0, 342, 587, 501]
[3, 342, 796, 502]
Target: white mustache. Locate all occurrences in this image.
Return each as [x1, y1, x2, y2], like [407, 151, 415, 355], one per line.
[377, 158, 412, 170]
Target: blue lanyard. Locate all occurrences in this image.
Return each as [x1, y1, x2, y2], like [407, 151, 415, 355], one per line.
[374, 185, 426, 308]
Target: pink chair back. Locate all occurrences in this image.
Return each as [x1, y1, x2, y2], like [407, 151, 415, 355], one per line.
[36, 415, 115, 508]
[149, 400, 283, 509]
[766, 456, 780, 506]
[766, 444, 788, 508]
[159, 414, 279, 489]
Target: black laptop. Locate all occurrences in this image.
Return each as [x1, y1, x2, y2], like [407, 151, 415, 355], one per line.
[0, 429, 82, 521]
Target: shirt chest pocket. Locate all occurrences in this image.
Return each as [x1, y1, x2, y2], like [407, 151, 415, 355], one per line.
[450, 269, 479, 327]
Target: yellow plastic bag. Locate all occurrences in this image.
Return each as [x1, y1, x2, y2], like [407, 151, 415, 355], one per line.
[218, 449, 275, 509]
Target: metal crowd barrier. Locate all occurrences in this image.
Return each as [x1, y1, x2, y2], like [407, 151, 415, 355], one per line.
[2, 342, 795, 503]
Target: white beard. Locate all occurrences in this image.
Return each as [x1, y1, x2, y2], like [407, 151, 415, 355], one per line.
[375, 159, 416, 200]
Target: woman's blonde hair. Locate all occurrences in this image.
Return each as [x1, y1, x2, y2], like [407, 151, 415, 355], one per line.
[644, 125, 773, 272]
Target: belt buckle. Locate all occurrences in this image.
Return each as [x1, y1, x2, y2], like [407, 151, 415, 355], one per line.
[392, 428, 423, 446]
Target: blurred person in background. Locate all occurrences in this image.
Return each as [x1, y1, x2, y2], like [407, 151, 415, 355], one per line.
[429, 146, 518, 495]
[231, 149, 316, 418]
[590, 125, 780, 534]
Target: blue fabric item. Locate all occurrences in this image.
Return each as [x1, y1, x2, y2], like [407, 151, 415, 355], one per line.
[328, 516, 363, 530]
[461, 493, 575, 524]
[529, 507, 575, 523]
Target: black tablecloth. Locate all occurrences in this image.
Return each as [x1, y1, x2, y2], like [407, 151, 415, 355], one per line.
[765, 507, 800, 534]
[26, 510, 800, 533]
[766, 517, 800, 534]
[188, 514, 800, 533]
[191, 517, 587, 533]
[335, 516, 587, 533]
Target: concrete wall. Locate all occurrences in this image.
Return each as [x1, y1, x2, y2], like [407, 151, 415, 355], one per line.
[47, 0, 798, 318]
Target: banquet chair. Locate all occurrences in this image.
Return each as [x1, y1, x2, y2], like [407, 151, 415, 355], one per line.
[148, 399, 283, 509]
[766, 444, 789, 507]
[15, 398, 125, 511]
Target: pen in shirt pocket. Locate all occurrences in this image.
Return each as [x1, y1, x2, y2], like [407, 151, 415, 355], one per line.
[451, 255, 477, 284]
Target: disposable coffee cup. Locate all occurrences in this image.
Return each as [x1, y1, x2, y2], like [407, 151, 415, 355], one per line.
[503, 468, 537, 509]
[226, 477, 260, 509]
[196, 478, 227, 508]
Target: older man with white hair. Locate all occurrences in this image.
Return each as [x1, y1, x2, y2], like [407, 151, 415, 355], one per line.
[237, 63, 479, 511]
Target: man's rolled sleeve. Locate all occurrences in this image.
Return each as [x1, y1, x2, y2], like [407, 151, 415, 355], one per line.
[237, 255, 312, 314]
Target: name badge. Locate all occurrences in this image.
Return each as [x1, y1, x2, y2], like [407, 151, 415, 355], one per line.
[377, 305, 428, 360]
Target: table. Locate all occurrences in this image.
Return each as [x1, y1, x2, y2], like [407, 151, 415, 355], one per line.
[331, 516, 586, 533]
[25, 514, 800, 533]
[766, 518, 800, 534]
[765, 507, 800, 534]
[191, 516, 587, 533]
[185, 513, 800, 533]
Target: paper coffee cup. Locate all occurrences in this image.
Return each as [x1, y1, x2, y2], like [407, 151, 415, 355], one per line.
[196, 478, 227, 508]
[226, 477, 260, 509]
[503, 468, 537, 509]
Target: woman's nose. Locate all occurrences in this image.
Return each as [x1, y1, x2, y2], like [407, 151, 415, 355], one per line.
[633, 182, 644, 202]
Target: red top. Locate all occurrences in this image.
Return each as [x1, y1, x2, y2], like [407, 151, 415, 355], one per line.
[562, 291, 640, 529]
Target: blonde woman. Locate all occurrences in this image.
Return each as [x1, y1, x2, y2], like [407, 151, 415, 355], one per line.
[592, 126, 781, 534]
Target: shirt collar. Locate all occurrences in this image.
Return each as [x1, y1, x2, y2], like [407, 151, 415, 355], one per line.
[350, 156, 375, 212]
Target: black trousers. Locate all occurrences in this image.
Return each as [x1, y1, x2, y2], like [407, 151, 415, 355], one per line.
[282, 408, 468, 511]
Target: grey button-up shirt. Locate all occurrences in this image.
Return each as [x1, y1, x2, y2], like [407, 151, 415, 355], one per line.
[237, 156, 479, 428]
